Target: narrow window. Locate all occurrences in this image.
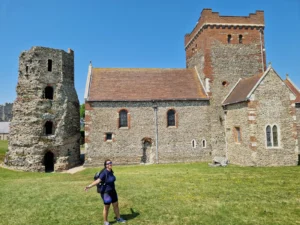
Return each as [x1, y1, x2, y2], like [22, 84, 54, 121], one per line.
[26, 66, 28, 73]
[205, 78, 210, 92]
[45, 121, 53, 135]
[202, 140, 206, 148]
[234, 127, 241, 143]
[45, 86, 54, 100]
[48, 59, 52, 72]
[239, 35, 243, 44]
[272, 125, 278, 147]
[106, 133, 112, 141]
[192, 140, 197, 148]
[227, 34, 232, 44]
[119, 110, 128, 127]
[167, 109, 176, 127]
[266, 125, 272, 147]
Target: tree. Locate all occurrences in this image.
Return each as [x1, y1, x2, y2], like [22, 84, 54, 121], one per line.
[80, 104, 85, 119]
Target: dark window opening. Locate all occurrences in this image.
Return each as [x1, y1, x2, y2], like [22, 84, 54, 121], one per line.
[298, 154, 300, 166]
[167, 109, 176, 127]
[296, 103, 300, 108]
[44, 151, 54, 172]
[106, 133, 112, 141]
[45, 86, 54, 100]
[192, 140, 196, 148]
[235, 127, 241, 143]
[48, 59, 52, 72]
[239, 35, 243, 44]
[266, 125, 272, 147]
[26, 66, 28, 73]
[222, 81, 228, 87]
[272, 125, 278, 147]
[45, 121, 53, 135]
[119, 110, 128, 127]
[227, 34, 232, 44]
[202, 140, 206, 148]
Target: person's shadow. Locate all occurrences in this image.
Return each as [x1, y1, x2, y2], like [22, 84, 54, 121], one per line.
[110, 208, 140, 224]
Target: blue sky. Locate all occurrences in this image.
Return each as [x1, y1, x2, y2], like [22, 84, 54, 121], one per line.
[0, 0, 299, 104]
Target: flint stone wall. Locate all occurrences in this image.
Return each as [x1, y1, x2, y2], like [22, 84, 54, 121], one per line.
[84, 101, 212, 167]
[226, 69, 298, 166]
[5, 47, 80, 172]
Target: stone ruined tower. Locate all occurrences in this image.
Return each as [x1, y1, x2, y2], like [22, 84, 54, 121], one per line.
[185, 9, 266, 157]
[5, 47, 80, 172]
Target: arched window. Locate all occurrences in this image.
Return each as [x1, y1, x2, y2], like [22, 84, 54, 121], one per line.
[45, 86, 54, 100]
[272, 125, 278, 147]
[227, 34, 232, 44]
[266, 125, 272, 147]
[191, 140, 197, 148]
[239, 35, 243, 44]
[202, 139, 206, 148]
[119, 110, 128, 128]
[167, 109, 176, 127]
[45, 121, 53, 135]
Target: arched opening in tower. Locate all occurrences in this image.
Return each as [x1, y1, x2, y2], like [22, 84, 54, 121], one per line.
[45, 121, 53, 135]
[44, 151, 54, 172]
[45, 86, 54, 100]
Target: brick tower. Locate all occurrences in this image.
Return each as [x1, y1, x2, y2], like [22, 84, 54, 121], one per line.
[185, 9, 266, 157]
[5, 47, 81, 172]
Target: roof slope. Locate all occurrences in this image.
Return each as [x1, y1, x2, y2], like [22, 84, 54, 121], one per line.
[223, 73, 263, 105]
[87, 68, 208, 101]
[0, 122, 10, 133]
[285, 78, 300, 103]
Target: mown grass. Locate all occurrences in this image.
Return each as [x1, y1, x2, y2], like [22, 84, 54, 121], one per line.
[0, 140, 8, 162]
[0, 141, 300, 225]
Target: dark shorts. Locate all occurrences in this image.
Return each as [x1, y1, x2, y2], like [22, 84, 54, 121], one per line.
[101, 190, 118, 205]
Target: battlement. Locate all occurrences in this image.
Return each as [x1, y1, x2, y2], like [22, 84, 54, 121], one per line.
[185, 9, 264, 49]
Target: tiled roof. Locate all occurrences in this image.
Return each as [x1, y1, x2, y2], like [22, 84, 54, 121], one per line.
[284, 78, 300, 103]
[223, 73, 263, 105]
[0, 122, 10, 134]
[87, 68, 209, 101]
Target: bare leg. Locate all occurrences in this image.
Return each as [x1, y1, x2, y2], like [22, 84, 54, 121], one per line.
[103, 204, 110, 222]
[112, 201, 121, 219]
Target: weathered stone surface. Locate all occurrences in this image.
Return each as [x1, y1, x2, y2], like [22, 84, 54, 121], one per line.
[84, 101, 212, 167]
[225, 69, 298, 166]
[5, 47, 80, 172]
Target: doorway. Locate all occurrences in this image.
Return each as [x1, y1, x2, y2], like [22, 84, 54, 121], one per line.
[44, 151, 54, 172]
[141, 137, 154, 164]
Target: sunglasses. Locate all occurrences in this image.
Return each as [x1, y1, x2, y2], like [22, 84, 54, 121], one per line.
[106, 162, 112, 165]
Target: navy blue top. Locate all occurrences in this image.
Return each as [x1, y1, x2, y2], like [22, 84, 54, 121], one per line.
[99, 169, 116, 192]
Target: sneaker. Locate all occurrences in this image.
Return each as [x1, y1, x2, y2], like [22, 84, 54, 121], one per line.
[116, 217, 126, 223]
[104, 222, 110, 225]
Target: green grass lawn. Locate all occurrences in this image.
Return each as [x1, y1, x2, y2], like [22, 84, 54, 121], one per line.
[0, 141, 300, 225]
[0, 140, 8, 162]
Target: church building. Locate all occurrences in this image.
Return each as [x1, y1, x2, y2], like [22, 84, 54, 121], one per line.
[84, 9, 300, 167]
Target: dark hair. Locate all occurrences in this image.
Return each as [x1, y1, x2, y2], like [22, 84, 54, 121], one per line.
[100, 159, 114, 174]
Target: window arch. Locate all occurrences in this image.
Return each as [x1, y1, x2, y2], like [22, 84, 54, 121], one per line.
[239, 35, 243, 44]
[266, 125, 280, 148]
[118, 109, 129, 128]
[45, 86, 54, 100]
[227, 34, 232, 44]
[191, 140, 197, 148]
[167, 109, 176, 127]
[202, 139, 207, 148]
[45, 121, 54, 135]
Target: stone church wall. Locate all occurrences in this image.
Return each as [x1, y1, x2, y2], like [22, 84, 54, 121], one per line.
[226, 69, 298, 166]
[84, 101, 212, 167]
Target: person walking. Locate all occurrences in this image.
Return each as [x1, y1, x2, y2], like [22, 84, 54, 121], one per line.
[85, 159, 126, 225]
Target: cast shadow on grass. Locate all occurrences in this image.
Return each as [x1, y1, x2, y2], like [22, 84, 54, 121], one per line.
[110, 208, 140, 224]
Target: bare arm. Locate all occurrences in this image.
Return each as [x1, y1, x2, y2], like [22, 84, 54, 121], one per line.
[84, 178, 101, 191]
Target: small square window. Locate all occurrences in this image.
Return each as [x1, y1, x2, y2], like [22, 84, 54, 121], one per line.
[106, 133, 112, 141]
[296, 103, 300, 108]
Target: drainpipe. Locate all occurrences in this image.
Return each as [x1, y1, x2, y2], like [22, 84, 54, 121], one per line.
[224, 109, 228, 159]
[259, 28, 265, 72]
[153, 105, 159, 164]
